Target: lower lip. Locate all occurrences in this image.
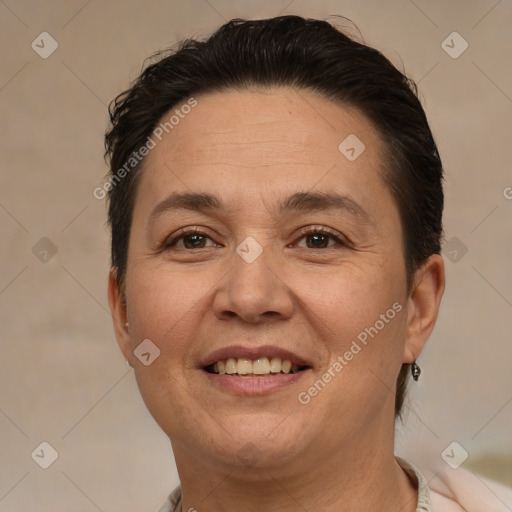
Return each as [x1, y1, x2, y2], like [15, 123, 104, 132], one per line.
[201, 369, 309, 395]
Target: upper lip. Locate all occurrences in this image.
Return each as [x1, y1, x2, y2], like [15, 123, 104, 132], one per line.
[200, 345, 312, 369]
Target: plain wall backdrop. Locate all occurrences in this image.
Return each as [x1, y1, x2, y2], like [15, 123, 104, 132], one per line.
[1, 1, 511, 510]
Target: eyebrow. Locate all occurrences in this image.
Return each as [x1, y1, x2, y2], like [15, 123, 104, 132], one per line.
[148, 191, 374, 225]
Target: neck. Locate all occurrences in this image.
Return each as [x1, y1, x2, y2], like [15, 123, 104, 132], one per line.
[171, 428, 417, 512]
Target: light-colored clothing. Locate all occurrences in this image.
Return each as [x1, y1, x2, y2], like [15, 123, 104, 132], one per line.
[158, 457, 512, 511]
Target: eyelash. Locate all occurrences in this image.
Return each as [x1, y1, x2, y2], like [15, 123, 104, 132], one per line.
[161, 226, 348, 250]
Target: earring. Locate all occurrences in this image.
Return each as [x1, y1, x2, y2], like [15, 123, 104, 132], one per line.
[125, 321, 129, 328]
[411, 361, 421, 381]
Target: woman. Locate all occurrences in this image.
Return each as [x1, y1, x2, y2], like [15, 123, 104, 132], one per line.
[104, 15, 511, 512]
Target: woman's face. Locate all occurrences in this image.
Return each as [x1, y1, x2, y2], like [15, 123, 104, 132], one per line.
[113, 87, 427, 471]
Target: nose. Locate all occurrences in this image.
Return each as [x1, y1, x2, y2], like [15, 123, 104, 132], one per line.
[212, 238, 294, 324]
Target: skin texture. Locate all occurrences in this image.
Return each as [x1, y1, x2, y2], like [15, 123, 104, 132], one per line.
[108, 87, 445, 512]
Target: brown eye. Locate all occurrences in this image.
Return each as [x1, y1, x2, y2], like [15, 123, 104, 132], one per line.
[163, 229, 216, 250]
[304, 232, 332, 248]
[295, 227, 345, 249]
[181, 233, 209, 249]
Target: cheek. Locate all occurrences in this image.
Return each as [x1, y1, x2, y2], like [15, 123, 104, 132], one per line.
[126, 263, 207, 345]
[300, 271, 407, 430]
[124, 262, 215, 426]
[295, 257, 405, 335]
[293, 252, 408, 393]
[125, 265, 212, 437]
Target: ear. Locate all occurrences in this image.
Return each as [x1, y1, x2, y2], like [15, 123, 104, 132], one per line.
[403, 254, 445, 363]
[107, 268, 133, 365]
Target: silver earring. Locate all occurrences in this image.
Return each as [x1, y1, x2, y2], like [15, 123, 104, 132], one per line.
[411, 361, 421, 381]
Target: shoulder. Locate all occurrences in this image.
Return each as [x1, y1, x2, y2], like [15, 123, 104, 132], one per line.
[397, 456, 512, 512]
[159, 467, 512, 512]
[428, 465, 512, 512]
[158, 485, 182, 512]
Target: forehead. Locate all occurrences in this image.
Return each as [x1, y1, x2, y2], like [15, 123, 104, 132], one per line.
[133, 87, 394, 224]
[148, 87, 383, 168]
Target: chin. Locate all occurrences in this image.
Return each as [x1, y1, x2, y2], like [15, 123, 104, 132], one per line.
[209, 417, 312, 471]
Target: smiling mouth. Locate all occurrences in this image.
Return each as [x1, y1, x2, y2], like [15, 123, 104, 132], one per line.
[205, 357, 309, 376]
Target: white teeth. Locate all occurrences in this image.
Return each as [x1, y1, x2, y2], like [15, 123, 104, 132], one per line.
[209, 357, 304, 376]
[253, 357, 270, 375]
[237, 358, 252, 375]
[225, 357, 237, 374]
[269, 357, 282, 373]
[281, 360, 292, 374]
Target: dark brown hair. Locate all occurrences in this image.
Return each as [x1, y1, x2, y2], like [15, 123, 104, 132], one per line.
[104, 15, 444, 419]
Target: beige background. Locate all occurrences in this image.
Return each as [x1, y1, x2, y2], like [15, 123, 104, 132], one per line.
[1, 0, 511, 510]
